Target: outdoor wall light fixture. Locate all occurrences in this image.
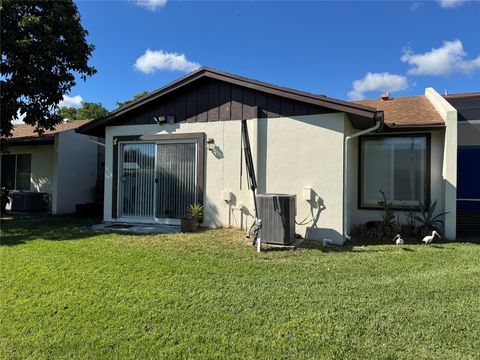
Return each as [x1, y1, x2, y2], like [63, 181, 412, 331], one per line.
[153, 115, 165, 124]
[153, 115, 175, 125]
[207, 138, 216, 151]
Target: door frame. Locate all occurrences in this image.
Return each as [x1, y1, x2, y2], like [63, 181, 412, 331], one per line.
[112, 132, 206, 222]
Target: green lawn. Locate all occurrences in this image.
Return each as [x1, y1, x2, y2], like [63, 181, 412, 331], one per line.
[1, 215, 479, 359]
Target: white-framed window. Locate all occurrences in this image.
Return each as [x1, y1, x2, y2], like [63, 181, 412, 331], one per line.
[360, 135, 429, 209]
[1, 154, 32, 191]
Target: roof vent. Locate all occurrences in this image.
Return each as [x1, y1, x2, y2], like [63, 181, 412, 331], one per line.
[380, 92, 390, 100]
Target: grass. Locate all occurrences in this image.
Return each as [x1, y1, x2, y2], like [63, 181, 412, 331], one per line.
[1, 215, 479, 359]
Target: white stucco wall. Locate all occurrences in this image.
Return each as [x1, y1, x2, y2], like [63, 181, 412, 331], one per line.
[3, 144, 55, 194]
[52, 129, 98, 214]
[425, 88, 457, 240]
[104, 113, 346, 243]
[348, 128, 446, 231]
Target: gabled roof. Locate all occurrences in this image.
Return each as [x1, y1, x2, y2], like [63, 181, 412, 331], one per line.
[6, 120, 90, 145]
[353, 95, 445, 129]
[77, 67, 382, 137]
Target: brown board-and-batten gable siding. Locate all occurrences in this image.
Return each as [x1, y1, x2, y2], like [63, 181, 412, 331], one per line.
[76, 67, 382, 137]
[115, 78, 337, 127]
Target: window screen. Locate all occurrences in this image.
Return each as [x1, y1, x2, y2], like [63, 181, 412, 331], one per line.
[0, 154, 31, 190]
[360, 136, 428, 208]
[16, 154, 31, 191]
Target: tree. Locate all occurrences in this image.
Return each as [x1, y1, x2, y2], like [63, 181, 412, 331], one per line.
[56, 102, 108, 120]
[116, 91, 150, 108]
[56, 107, 80, 120]
[78, 102, 108, 119]
[1, 0, 96, 137]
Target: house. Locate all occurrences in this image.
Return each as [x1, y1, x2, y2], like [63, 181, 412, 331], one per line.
[444, 93, 480, 235]
[1, 120, 99, 214]
[77, 67, 463, 243]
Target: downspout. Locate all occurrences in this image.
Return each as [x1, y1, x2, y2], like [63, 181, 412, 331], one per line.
[343, 114, 382, 241]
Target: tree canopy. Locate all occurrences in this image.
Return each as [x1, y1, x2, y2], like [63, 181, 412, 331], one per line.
[1, 0, 96, 137]
[116, 91, 150, 108]
[57, 102, 108, 120]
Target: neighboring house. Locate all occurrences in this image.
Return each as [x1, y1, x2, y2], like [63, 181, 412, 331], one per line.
[444, 93, 480, 235]
[77, 67, 463, 243]
[1, 120, 98, 214]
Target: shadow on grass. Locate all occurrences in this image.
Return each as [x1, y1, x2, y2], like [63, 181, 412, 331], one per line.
[346, 235, 480, 247]
[298, 239, 465, 253]
[0, 214, 102, 246]
[300, 242, 388, 253]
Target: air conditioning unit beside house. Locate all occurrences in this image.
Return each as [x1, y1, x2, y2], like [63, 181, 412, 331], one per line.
[257, 193, 296, 245]
[11, 192, 48, 212]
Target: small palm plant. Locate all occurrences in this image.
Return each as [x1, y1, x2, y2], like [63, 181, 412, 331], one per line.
[414, 200, 448, 236]
[188, 204, 204, 224]
[378, 190, 399, 236]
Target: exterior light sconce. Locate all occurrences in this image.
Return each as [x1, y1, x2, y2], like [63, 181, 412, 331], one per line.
[207, 138, 216, 151]
[153, 115, 175, 125]
[153, 115, 165, 124]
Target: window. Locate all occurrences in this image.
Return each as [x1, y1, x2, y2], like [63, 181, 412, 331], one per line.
[1, 154, 32, 191]
[360, 135, 429, 209]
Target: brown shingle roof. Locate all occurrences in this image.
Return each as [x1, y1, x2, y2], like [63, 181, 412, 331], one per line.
[352, 96, 444, 128]
[10, 120, 90, 139]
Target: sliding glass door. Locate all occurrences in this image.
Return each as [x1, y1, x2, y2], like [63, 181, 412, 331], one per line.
[119, 141, 197, 221]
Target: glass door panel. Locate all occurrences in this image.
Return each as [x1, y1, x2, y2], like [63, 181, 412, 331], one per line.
[156, 142, 197, 219]
[120, 143, 156, 217]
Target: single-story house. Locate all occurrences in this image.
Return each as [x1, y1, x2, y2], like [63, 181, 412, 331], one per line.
[77, 67, 465, 243]
[1, 120, 99, 214]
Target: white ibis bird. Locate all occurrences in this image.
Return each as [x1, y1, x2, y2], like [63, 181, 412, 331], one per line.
[393, 234, 404, 245]
[422, 230, 440, 245]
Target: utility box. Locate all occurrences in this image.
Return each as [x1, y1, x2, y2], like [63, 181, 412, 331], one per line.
[257, 193, 296, 245]
[11, 192, 48, 212]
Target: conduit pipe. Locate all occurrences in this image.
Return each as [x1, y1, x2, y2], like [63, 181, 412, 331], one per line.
[343, 118, 381, 242]
[88, 136, 105, 147]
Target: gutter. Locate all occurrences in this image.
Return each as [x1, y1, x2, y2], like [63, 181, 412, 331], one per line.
[343, 114, 382, 242]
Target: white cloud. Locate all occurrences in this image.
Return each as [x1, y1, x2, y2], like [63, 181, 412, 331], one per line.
[348, 72, 409, 100]
[58, 94, 83, 108]
[437, 0, 466, 8]
[133, 0, 167, 11]
[401, 40, 480, 76]
[134, 49, 200, 74]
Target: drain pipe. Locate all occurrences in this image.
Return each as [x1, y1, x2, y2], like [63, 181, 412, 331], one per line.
[343, 117, 382, 242]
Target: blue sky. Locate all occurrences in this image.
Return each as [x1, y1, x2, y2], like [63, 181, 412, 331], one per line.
[63, 0, 480, 110]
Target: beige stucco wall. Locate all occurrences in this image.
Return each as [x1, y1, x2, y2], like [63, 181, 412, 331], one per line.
[3, 144, 55, 194]
[348, 128, 446, 231]
[104, 113, 347, 243]
[52, 129, 98, 214]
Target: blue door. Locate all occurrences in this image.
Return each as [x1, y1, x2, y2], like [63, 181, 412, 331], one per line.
[457, 146, 480, 211]
[457, 146, 480, 237]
